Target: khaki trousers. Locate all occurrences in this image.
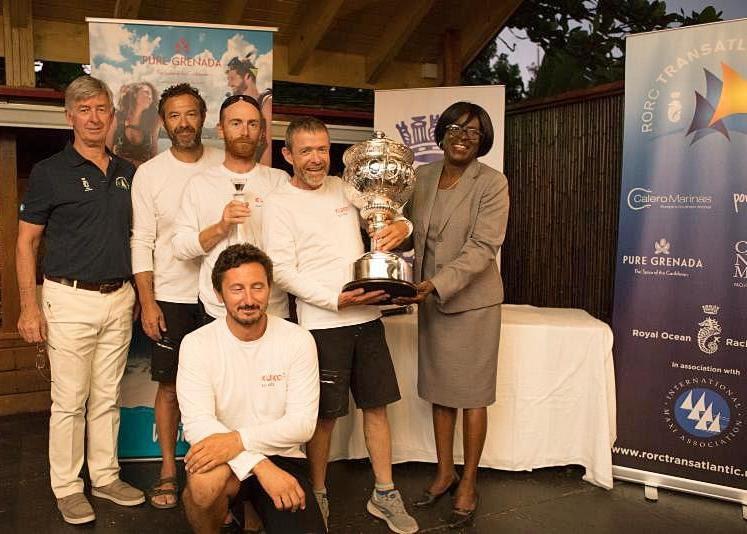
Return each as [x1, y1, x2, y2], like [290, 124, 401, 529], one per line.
[42, 279, 135, 498]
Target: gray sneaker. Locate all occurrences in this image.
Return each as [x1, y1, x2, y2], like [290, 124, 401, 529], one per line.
[366, 489, 419, 534]
[92, 479, 145, 506]
[313, 490, 329, 529]
[57, 493, 95, 524]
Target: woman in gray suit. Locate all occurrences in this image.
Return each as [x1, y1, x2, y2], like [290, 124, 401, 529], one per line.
[397, 101, 509, 528]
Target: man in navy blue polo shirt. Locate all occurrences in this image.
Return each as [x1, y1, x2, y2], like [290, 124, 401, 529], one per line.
[16, 75, 145, 525]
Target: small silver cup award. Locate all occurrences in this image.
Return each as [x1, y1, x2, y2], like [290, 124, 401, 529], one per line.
[230, 175, 254, 244]
[341, 131, 417, 300]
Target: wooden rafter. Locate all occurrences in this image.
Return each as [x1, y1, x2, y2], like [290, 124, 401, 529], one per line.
[113, 0, 141, 19]
[365, 0, 433, 84]
[287, 0, 344, 75]
[222, 0, 249, 25]
[460, 0, 524, 67]
[2, 0, 34, 87]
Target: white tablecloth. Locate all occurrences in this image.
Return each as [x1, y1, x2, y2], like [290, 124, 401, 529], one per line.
[328, 304, 617, 489]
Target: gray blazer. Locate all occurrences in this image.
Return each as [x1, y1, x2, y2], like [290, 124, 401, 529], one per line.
[406, 159, 509, 314]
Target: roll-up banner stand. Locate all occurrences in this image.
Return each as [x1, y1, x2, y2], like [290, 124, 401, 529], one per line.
[612, 19, 747, 510]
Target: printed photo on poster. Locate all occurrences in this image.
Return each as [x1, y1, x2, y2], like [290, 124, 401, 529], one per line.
[88, 19, 274, 168]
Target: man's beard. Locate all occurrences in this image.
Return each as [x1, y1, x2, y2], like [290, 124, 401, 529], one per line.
[299, 166, 327, 189]
[167, 125, 202, 150]
[228, 304, 266, 326]
[225, 136, 258, 159]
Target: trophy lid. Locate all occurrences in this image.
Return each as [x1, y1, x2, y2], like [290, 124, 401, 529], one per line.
[342, 131, 414, 167]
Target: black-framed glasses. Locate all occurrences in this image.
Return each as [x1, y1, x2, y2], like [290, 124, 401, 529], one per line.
[445, 124, 483, 140]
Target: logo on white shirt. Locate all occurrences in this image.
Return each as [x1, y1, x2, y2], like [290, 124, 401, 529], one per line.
[335, 205, 350, 217]
[261, 373, 285, 388]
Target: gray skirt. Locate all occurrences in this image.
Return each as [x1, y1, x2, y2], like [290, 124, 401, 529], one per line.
[417, 300, 501, 408]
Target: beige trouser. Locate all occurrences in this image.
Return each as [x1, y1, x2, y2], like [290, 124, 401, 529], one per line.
[42, 279, 135, 498]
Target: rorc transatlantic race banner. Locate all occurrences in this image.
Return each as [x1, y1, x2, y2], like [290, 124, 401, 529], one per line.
[612, 20, 747, 499]
[87, 18, 274, 459]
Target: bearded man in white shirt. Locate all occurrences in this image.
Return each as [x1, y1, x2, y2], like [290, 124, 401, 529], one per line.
[131, 83, 224, 509]
[177, 244, 326, 534]
[173, 94, 289, 323]
[262, 117, 418, 534]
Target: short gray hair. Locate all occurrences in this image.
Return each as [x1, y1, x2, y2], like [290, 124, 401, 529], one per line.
[65, 76, 113, 111]
[285, 116, 328, 150]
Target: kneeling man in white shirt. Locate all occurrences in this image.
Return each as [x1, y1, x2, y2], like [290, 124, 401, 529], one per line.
[177, 244, 325, 533]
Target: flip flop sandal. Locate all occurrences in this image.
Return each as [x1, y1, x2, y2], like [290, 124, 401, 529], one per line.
[147, 476, 179, 509]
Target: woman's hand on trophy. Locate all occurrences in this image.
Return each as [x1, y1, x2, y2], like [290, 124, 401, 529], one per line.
[393, 280, 435, 305]
[373, 220, 410, 251]
[338, 288, 389, 309]
[218, 199, 251, 236]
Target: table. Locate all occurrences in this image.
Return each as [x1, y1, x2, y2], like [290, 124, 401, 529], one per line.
[328, 304, 617, 489]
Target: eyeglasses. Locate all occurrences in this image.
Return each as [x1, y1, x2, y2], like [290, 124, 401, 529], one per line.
[445, 124, 483, 140]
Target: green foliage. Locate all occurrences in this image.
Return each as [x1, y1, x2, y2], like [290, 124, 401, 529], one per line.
[463, 39, 526, 103]
[466, 0, 723, 101]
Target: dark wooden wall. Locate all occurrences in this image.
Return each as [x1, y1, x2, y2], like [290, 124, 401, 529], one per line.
[501, 82, 624, 323]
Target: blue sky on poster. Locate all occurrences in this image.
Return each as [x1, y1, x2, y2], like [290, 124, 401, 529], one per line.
[89, 22, 273, 127]
[498, 0, 747, 83]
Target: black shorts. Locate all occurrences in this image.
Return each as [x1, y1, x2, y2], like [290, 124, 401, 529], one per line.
[233, 456, 326, 534]
[150, 301, 202, 383]
[310, 319, 400, 419]
[197, 299, 216, 327]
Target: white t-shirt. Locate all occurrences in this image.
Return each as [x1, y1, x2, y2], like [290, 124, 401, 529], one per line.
[262, 177, 380, 330]
[177, 315, 319, 481]
[172, 163, 290, 318]
[131, 146, 224, 303]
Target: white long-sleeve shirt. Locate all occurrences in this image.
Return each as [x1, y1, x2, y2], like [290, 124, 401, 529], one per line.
[176, 315, 319, 481]
[130, 146, 224, 303]
[262, 177, 380, 330]
[172, 163, 290, 318]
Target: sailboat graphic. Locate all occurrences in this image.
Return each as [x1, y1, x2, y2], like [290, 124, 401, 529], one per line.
[680, 392, 722, 434]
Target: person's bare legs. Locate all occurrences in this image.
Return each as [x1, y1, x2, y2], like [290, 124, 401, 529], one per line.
[183, 464, 239, 534]
[152, 382, 179, 506]
[454, 407, 487, 510]
[362, 406, 392, 484]
[427, 403, 458, 494]
[307, 417, 337, 491]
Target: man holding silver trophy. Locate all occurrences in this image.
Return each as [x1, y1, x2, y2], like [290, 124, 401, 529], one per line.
[262, 117, 419, 534]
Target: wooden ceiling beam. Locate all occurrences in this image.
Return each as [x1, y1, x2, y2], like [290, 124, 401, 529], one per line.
[287, 0, 344, 75]
[460, 0, 524, 66]
[365, 0, 434, 84]
[221, 0, 249, 25]
[113, 0, 142, 19]
[6, 17, 439, 90]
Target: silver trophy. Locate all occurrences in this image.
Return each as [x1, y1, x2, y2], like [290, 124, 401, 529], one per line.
[341, 131, 417, 300]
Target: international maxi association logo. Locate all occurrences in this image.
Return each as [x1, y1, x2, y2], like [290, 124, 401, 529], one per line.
[394, 115, 441, 164]
[663, 377, 742, 448]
